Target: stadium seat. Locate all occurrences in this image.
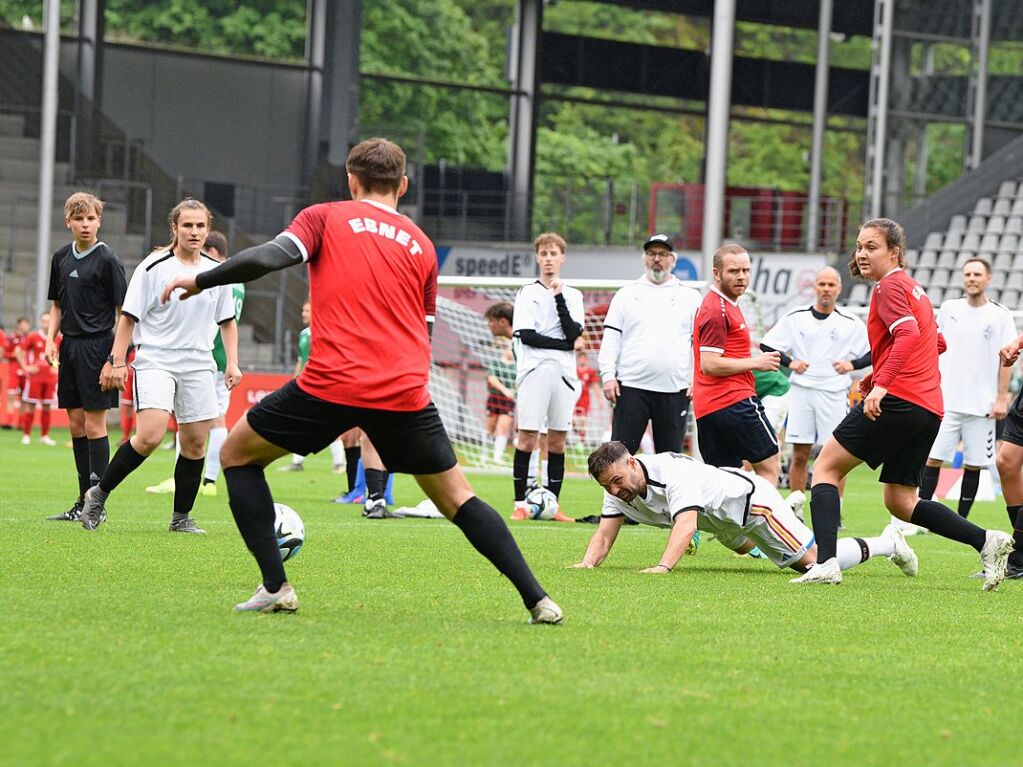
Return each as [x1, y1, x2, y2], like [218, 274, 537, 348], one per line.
[980, 233, 1001, 251]
[928, 287, 944, 304]
[943, 230, 962, 250]
[944, 287, 962, 301]
[1012, 200, 1023, 217]
[848, 283, 871, 305]
[917, 250, 937, 268]
[1007, 216, 1023, 235]
[1001, 288, 1020, 306]
[913, 267, 933, 284]
[993, 253, 1013, 271]
[993, 198, 1012, 217]
[905, 248, 919, 265]
[999, 234, 1018, 253]
[974, 197, 993, 216]
[968, 215, 987, 233]
[955, 252, 974, 268]
[1007, 272, 1023, 290]
[948, 214, 968, 232]
[998, 180, 1017, 198]
[987, 217, 1006, 236]
[930, 268, 952, 287]
[924, 232, 944, 249]
[990, 270, 1008, 289]
[936, 250, 956, 269]
[1012, 253, 1023, 271]
[961, 232, 981, 251]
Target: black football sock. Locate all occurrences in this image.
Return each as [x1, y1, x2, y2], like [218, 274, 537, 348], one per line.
[547, 452, 566, 499]
[365, 468, 388, 501]
[224, 465, 287, 592]
[810, 483, 841, 562]
[1011, 506, 1023, 567]
[958, 468, 980, 518]
[513, 449, 531, 502]
[918, 465, 940, 501]
[97, 440, 147, 496]
[1006, 504, 1021, 529]
[910, 499, 986, 552]
[172, 455, 205, 522]
[202, 478, 215, 486]
[72, 436, 90, 501]
[88, 435, 110, 489]
[344, 446, 361, 492]
[452, 496, 546, 608]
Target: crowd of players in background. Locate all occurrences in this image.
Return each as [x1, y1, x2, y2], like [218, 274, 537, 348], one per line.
[8, 136, 1021, 621]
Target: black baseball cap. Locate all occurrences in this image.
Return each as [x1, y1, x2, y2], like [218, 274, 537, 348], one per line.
[642, 233, 674, 252]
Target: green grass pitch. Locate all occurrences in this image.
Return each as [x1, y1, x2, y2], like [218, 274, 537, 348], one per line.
[3, 428, 1020, 766]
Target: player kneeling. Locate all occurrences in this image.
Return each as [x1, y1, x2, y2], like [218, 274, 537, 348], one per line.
[574, 441, 916, 580]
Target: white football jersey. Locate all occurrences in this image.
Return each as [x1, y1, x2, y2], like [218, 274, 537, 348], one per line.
[123, 249, 234, 371]
[600, 452, 756, 529]
[936, 298, 1016, 416]
[760, 305, 869, 392]
[512, 280, 585, 383]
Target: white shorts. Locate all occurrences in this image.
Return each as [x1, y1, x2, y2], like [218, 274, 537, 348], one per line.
[133, 366, 218, 424]
[516, 362, 579, 432]
[703, 474, 815, 568]
[214, 370, 232, 417]
[785, 385, 848, 446]
[928, 411, 996, 466]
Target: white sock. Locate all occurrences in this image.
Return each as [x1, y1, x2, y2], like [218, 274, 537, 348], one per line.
[328, 440, 344, 466]
[205, 426, 228, 482]
[292, 453, 305, 466]
[493, 434, 508, 462]
[540, 459, 548, 486]
[528, 450, 540, 485]
[835, 535, 894, 571]
[174, 432, 181, 459]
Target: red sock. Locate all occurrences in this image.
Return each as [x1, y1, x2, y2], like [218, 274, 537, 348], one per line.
[40, 408, 51, 437]
[21, 412, 32, 435]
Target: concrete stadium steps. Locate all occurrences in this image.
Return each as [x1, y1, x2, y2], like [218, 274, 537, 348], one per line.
[0, 114, 26, 137]
[1, 228, 146, 259]
[0, 158, 71, 184]
[0, 201, 129, 232]
[0, 135, 41, 160]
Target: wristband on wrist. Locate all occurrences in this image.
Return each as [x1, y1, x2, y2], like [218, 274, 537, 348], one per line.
[657, 563, 672, 571]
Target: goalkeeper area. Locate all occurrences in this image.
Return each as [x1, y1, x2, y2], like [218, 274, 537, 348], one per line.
[431, 276, 706, 469]
[3, 429, 1019, 766]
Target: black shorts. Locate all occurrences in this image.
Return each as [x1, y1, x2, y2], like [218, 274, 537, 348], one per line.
[612, 385, 690, 454]
[696, 396, 779, 468]
[247, 379, 458, 475]
[58, 332, 117, 411]
[1000, 389, 1023, 447]
[832, 395, 940, 486]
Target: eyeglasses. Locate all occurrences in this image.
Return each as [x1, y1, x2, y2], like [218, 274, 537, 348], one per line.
[644, 251, 676, 261]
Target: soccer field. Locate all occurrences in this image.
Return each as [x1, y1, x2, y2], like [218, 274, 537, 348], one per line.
[3, 428, 1018, 767]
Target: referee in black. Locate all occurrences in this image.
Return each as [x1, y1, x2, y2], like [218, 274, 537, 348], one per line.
[44, 192, 127, 521]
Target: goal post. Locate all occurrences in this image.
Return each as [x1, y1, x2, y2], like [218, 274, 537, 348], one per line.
[429, 275, 705, 471]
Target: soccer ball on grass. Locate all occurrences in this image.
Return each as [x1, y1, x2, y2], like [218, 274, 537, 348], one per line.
[274, 503, 305, 561]
[524, 486, 559, 521]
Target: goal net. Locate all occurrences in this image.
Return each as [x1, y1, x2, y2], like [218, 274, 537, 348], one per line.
[429, 276, 704, 471]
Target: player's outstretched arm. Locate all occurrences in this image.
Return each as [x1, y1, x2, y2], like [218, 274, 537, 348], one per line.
[160, 235, 304, 303]
[572, 515, 624, 568]
[642, 509, 698, 574]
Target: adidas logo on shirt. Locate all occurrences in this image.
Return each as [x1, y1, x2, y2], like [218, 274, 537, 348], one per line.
[70, 269, 79, 278]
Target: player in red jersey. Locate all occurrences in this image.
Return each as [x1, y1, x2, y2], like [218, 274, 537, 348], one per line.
[16, 312, 60, 444]
[161, 138, 562, 623]
[794, 218, 1012, 589]
[4, 316, 30, 429]
[574, 348, 599, 442]
[691, 244, 781, 483]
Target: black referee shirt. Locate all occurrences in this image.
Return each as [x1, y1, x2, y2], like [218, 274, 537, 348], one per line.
[47, 242, 127, 336]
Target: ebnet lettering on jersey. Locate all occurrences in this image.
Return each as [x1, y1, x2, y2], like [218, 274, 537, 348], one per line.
[285, 199, 438, 411]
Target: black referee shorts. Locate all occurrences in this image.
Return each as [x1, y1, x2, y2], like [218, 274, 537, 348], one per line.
[999, 389, 1023, 447]
[247, 379, 458, 475]
[696, 396, 779, 468]
[611, 385, 690, 454]
[58, 332, 117, 411]
[832, 395, 940, 486]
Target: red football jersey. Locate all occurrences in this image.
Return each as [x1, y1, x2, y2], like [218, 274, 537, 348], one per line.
[21, 330, 58, 383]
[692, 288, 756, 418]
[5, 331, 24, 361]
[867, 268, 942, 417]
[576, 364, 599, 412]
[285, 199, 438, 410]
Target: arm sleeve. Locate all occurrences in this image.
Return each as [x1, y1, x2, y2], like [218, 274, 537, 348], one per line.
[46, 253, 60, 302]
[512, 287, 533, 334]
[598, 326, 622, 383]
[664, 470, 706, 520]
[851, 318, 870, 358]
[554, 293, 583, 342]
[759, 343, 793, 368]
[851, 350, 872, 370]
[214, 285, 234, 325]
[195, 235, 304, 290]
[514, 329, 575, 350]
[120, 263, 148, 322]
[696, 304, 728, 354]
[600, 492, 626, 518]
[872, 322, 920, 388]
[107, 254, 128, 307]
[760, 314, 794, 357]
[936, 331, 947, 355]
[423, 253, 437, 339]
[283, 204, 328, 262]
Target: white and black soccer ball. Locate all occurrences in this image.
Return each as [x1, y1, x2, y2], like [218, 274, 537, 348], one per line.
[274, 503, 305, 562]
[524, 486, 559, 521]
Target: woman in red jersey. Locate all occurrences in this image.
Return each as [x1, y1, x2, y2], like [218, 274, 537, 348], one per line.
[793, 218, 1012, 589]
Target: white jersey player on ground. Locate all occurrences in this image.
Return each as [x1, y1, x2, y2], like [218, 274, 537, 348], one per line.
[918, 257, 1015, 520]
[573, 441, 917, 580]
[760, 266, 869, 507]
[510, 232, 584, 521]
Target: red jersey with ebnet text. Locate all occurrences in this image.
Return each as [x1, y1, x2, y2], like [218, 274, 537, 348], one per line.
[692, 287, 756, 418]
[284, 199, 438, 411]
[866, 268, 943, 417]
